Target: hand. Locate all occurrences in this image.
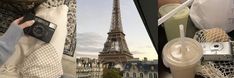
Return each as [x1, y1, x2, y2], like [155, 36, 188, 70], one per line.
[13, 17, 35, 29]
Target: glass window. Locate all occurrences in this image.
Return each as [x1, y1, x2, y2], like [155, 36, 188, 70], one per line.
[140, 73, 144, 78]
[149, 73, 153, 78]
[126, 72, 129, 77]
[154, 73, 157, 78]
[133, 72, 136, 78]
[151, 66, 155, 70]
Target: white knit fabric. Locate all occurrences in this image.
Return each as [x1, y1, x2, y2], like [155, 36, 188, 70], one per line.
[19, 5, 68, 78]
[35, 5, 68, 60]
[20, 44, 62, 78]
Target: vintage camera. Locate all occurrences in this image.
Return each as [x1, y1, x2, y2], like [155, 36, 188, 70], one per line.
[201, 42, 234, 61]
[21, 13, 57, 43]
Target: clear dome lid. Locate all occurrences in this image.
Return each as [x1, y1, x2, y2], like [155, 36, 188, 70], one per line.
[163, 38, 203, 67]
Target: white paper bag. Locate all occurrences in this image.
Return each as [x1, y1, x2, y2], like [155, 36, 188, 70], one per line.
[190, 0, 234, 32]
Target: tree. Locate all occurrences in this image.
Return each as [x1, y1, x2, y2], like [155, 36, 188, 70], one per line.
[103, 68, 121, 78]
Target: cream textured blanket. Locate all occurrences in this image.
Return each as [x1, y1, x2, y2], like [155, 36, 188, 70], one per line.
[0, 5, 68, 78]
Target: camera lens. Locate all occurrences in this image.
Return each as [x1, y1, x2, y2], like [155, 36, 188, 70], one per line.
[33, 25, 45, 37]
[214, 45, 219, 48]
[210, 43, 223, 51]
[35, 27, 43, 34]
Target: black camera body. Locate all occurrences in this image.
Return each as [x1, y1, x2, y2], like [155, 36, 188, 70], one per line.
[21, 13, 57, 43]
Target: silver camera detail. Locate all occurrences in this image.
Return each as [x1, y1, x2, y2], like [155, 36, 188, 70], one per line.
[201, 42, 233, 61]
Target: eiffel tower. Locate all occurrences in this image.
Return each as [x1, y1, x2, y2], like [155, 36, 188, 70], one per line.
[98, 0, 133, 68]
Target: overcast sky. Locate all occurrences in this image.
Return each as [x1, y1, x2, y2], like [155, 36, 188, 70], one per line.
[76, 0, 158, 60]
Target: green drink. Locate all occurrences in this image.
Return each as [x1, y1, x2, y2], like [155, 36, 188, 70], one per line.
[159, 3, 189, 41]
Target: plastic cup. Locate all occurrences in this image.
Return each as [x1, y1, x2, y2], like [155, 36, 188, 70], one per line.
[159, 3, 189, 41]
[158, 0, 181, 8]
[162, 38, 203, 78]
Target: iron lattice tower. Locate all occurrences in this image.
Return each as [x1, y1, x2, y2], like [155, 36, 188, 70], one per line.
[98, 0, 133, 68]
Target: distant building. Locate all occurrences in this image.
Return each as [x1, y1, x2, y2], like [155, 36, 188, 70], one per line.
[76, 57, 103, 78]
[123, 58, 158, 78]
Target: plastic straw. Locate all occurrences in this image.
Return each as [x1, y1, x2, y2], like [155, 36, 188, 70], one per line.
[179, 24, 185, 56]
[158, 0, 194, 26]
[180, 24, 185, 38]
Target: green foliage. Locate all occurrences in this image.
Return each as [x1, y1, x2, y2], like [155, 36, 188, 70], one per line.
[103, 68, 122, 78]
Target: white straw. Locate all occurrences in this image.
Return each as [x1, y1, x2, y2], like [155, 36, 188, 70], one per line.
[179, 24, 185, 38]
[158, 0, 194, 26]
[179, 24, 185, 56]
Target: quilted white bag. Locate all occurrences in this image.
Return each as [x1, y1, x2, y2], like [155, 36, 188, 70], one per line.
[190, 0, 234, 32]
